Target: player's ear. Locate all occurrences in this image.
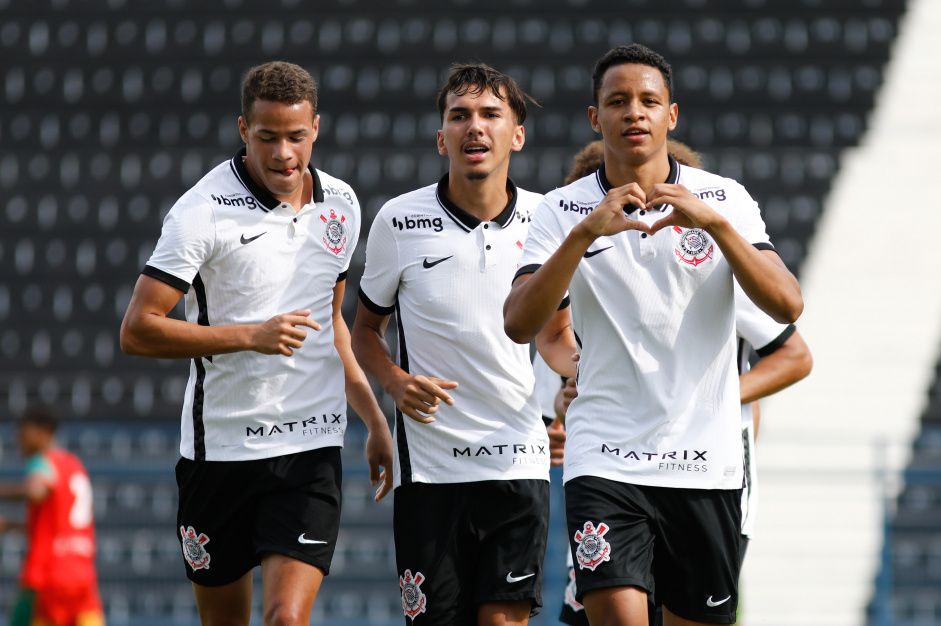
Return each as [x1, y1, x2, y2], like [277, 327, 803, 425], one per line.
[668, 103, 678, 131]
[512, 123, 525, 152]
[437, 129, 447, 156]
[588, 107, 601, 134]
[238, 116, 249, 143]
[311, 114, 320, 142]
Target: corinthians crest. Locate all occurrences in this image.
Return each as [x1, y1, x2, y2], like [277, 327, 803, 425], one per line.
[180, 525, 211, 571]
[399, 569, 427, 620]
[320, 208, 347, 255]
[674, 226, 714, 267]
[574, 520, 612, 571]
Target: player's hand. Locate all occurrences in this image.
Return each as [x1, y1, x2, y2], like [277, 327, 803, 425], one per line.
[251, 309, 321, 356]
[559, 378, 578, 416]
[547, 418, 566, 466]
[576, 183, 653, 239]
[647, 184, 722, 235]
[390, 373, 459, 424]
[365, 426, 394, 502]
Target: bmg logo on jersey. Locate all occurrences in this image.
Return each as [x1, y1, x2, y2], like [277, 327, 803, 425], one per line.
[692, 187, 727, 202]
[211, 193, 260, 210]
[559, 199, 597, 215]
[392, 215, 444, 232]
[323, 184, 354, 205]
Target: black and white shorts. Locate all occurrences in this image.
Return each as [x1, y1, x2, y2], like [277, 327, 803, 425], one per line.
[175, 446, 342, 587]
[565, 476, 742, 624]
[393, 479, 549, 625]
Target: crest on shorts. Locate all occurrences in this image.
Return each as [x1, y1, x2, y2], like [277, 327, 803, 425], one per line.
[563, 564, 584, 611]
[321, 208, 347, 255]
[400, 569, 427, 620]
[674, 226, 714, 267]
[574, 521, 611, 571]
[180, 525, 211, 571]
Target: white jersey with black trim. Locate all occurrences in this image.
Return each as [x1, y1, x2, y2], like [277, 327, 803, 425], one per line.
[143, 148, 360, 462]
[734, 281, 796, 537]
[518, 155, 774, 489]
[359, 175, 551, 487]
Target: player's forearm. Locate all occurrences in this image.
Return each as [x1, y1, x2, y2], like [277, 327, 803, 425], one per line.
[335, 316, 390, 433]
[706, 220, 803, 324]
[535, 329, 578, 379]
[121, 313, 253, 359]
[504, 226, 595, 343]
[739, 337, 813, 404]
[351, 319, 409, 401]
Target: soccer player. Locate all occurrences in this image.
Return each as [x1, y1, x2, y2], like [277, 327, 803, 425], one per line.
[0, 407, 104, 626]
[554, 140, 813, 626]
[351, 63, 574, 625]
[120, 61, 394, 625]
[503, 44, 803, 626]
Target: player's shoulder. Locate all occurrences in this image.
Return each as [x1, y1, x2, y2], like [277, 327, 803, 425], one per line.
[514, 187, 544, 222]
[375, 183, 440, 220]
[538, 173, 605, 219]
[176, 157, 256, 214]
[315, 169, 360, 214]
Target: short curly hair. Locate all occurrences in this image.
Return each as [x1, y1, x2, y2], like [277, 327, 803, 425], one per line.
[241, 61, 318, 124]
[592, 44, 673, 105]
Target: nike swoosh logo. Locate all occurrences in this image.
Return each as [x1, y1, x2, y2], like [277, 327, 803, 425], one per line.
[706, 595, 731, 607]
[506, 572, 535, 583]
[297, 534, 328, 545]
[422, 256, 453, 269]
[240, 232, 267, 245]
[583, 246, 612, 258]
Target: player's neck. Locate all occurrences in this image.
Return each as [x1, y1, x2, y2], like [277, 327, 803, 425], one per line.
[271, 171, 313, 214]
[444, 165, 512, 223]
[603, 145, 672, 194]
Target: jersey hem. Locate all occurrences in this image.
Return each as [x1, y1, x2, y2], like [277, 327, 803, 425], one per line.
[393, 471, 550, 488]
[142, 265, 190, 293]
[180, 439, 345, 462]
[358, 287, 395, 315]
[562, 467, 742, 490]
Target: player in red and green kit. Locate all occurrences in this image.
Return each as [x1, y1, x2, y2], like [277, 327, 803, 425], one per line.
[0, 407, 103, 626]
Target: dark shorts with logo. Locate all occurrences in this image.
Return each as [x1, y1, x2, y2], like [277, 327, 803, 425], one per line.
[565, 476, 742, 624]
[175, 446, 342, 587]
[393, 479, 549, 625]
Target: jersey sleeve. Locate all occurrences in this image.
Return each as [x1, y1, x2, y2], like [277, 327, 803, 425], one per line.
[734, 280, 795, 354]
[515, 194, 566, 279]
[728, 182, 773, 250]
[142, 192, 216, 292]
[338, 187, 362, 281]
[358, 209, 401, 315]
[25, 453, 56, 489]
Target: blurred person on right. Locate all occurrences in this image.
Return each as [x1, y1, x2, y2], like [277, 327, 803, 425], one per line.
[0, 406, 104, 626]
[504, 44, 803, 625]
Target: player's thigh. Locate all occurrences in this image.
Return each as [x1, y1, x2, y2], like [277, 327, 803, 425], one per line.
[176, 457, 259, 586]
[471, 480, 549, 611]
[564, 477, 656, 602]
[582, 586, 649, 626]
[651, 487, 741, 624]
[192, 570, 253, 626]
[478, 599, 533, 626]
[393, 482, 474, 626]
[260, 552, 325, 626]
[254, 447, 343, 578]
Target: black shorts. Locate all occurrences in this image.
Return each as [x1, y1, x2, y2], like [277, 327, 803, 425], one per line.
[565, 476, 742, 624]
[393, 479, 549, 625]
[176, 446, 342, 587]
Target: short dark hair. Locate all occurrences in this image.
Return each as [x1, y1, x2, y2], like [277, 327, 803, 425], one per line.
[241, 61, 318, 124]
[592, 44, 674, 105]
[436, 63, 537, 125]
[17, 405, 59, 433]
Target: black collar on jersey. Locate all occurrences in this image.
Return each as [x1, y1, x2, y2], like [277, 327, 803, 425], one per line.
[435, 173, 518, 233]
[230, 146, 325, 212]
[596, 153, 679, 213]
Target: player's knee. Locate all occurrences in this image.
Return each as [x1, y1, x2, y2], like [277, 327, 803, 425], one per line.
[263, 602, 308, 626]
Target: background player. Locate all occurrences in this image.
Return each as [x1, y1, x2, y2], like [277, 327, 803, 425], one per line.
[504, 44, 803, 625]
[120, 61, 393, 625]
[352, 63, 575, 625]
[0, 406, 104, 626]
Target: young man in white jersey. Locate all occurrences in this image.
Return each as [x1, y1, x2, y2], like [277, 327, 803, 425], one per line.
[120, 61, 394, 625]
[503, 44, 803, 625]
[352, 64, 574, 625]
[551, 140, 813, 626]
